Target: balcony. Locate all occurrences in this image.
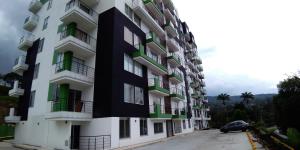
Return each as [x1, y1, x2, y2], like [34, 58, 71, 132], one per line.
[148, 78, 169, 97]
[164, 8, 176, 27]
[132, 44, 168, 75]
[9, 81, 24, 97]
[170, 87, 185, 101]
[23, 14, 39, 31]
[197, 65, 203, 72]
[193, 57, 202, 65]
[199, 73, 204, 79]
[162, 0, 175, 11]
[201, 88, 207, 95]
[192, 105, 202, 110]
[133, 0, 165, 38]
[50, 61, 94, 87]
[143, 0, 164, 24]
[146, 32, 167, 56]
[172, 109, 187, 119]
[45, 99, 93, 121]
[60, 0, 98, 31]
[167, 53, 181, 68]
[12, 56, 28, 75]
[55, 28, 96, 57]
[5, 108, 21, 124]
[164, 21, 178, 38]
[168, 70, 183, 84]
[82, 0, 99, 7]
[190, 81, 199, 88]
[28, 0, 42, 13]
[149, 104, 172, 119]
[186, 50, 196, 59]
[18, 33, 35, 51]
[200, 80, 206, 87]
[204, 116, 211, 121]
[191, 92, 200, 99]
[166, 37, 180, 52]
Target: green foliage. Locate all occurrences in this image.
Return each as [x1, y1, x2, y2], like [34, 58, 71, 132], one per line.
[230, 109, 248, 121]
[287, 128, 300, 149]
[0, 86, 10, 96]
[217, 93, 230, 105]
[273, 74, 300, 132]
[241, 92, 254, 104]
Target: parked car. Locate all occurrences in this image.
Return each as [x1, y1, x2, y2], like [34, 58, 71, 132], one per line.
[220, 120, 249, 133]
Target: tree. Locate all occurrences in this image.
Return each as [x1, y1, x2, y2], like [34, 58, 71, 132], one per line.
[241, 92, 254, 105]
[217, 93, 230, 105]
[273, 75, 300, 133]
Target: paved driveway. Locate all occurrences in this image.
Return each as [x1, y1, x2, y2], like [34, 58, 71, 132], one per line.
[0, 142, 21, 150]
[134, 130, 252, 150]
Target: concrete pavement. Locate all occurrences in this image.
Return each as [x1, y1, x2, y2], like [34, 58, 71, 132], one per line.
[0, 141, 21, 150]
[134, 130, 253, 150]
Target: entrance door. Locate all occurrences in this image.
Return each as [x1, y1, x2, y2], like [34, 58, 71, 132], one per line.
[166, 120, 174, 137]
[70, 125, 80, 149]
[69, 89, 82, 112]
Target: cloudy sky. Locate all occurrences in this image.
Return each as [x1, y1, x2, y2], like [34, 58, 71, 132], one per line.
[0, 0, 299, 96]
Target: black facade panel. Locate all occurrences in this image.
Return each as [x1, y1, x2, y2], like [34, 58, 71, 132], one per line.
[179, 66, 192, 119]
[94, 8, 149, 118]
[18, 39, 39, 121]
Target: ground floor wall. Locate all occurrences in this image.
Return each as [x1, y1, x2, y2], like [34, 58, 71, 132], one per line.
[13, 116, 194, 149]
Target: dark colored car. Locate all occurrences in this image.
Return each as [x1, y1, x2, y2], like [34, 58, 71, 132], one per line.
[220, 120, 249, 133]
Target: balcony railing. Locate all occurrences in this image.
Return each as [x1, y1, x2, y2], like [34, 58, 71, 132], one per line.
[18, 32, 35, 51]
[169, 69, 183, 84]
[8, 80, 24, 97]
[146, 32, 166, 55]
[65, 0, 98, 21]
[170, 86, 185, 100]
[172, 107, 187, 119]
[59, 28, 97, 52]
[55, 60, 95, 79]
[51, 98, 93, 114]
[148, 78, 169, 96]
[149, 104, 172, 118]
[28, 0, 42, 13]
[167, 53, 181, 67]
[13, 55, 28, 75]
[23, 14, 39, 31]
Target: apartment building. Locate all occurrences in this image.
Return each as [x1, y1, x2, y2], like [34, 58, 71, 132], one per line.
[5, 0, 210, 149]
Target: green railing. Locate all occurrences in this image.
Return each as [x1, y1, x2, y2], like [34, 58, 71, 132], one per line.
[0, 124, 14, 140]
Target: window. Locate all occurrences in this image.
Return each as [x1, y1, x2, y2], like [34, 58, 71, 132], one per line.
[124, 26, 141, 47]
[38, 38, 45, 53]
[135, 87, 144, 105]
[125, 4, 133, 19]
[29, 91, 36, 107]
[47, 0, 53, 10]
[140, 119, 148, 136]
[120, 118, 130, 138]
[43, 16, 49, 30]
[124, 54, 143, 77]
[134, 14, 141, 27]
[154, 123, 163, 134]
[188, 119, 191, 128]
[33, 63, 40, 79]
[124, 83, 134, 104]
[124, 83, 144, 105]
[183, 120, 186, 129]
[124, 27, 133, 45]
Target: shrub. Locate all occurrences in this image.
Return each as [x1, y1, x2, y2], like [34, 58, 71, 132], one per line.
[287, 128, 300, 149]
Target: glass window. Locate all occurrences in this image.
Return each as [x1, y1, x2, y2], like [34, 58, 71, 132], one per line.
[188, 119, 191, 128]
[120, 118, 130, 138]
[140, 118, 148, 136]
[135, 87, 144, 105]
[124, 83, 134, 103]
[134, 62, 143, 77]
[124, 27, 133, 45]
[134, 14, 141, 27]
[29, 91, 36, 107]
[33, 63, 40, 79]
[154, 123, 163, 134]
[43, 16, 50, 30]
[47, 0, 53, 10]
[38, 38, 45, 53]
[133, 34, 140, 49]
[125, 4, 133, 19]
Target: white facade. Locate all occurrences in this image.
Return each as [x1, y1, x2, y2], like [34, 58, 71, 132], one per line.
[8, 0, 209, 149]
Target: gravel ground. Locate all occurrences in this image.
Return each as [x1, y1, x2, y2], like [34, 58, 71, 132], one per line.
[134, 129, 253, 150]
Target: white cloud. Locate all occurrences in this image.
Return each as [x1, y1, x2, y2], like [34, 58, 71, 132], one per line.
[173, 0, 300, 95]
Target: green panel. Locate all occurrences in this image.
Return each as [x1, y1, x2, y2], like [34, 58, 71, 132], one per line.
[67, 22, 77, 36]
[47, 83, 53, 101]
[63, 51, 73, 71]
[0, 125, 14, 138]
[52, 51, 58, 65]
[40, 0, 49, 4]
[57, 24, 65, 33]
[53, 84, 69, 112]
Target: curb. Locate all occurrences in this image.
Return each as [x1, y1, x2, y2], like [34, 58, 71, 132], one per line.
[246, 132, 256, 150]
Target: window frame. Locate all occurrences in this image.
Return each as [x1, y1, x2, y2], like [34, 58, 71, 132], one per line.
[124, 83, 144, 105]
[29, 90, 36, 107]
[124, 54, 143, 77]
[140, 118, 148, 136]
[43, 16, 50, 30]
[38, 38, 45, 53]
[154, 123, 163, 134]
[47, 0, 53, 10]
[120, 118, 130, 139]
[33, 63, 40, 79]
